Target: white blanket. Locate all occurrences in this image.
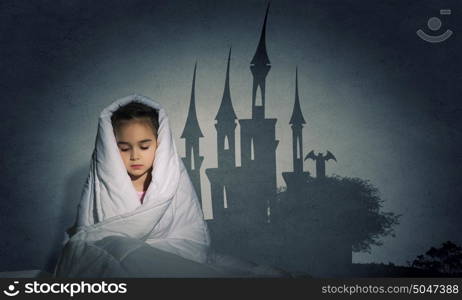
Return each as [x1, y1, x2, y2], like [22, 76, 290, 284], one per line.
[53, 94, 214, 277]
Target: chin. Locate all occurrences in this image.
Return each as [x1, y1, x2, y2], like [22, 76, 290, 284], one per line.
[128, 169, 146, 177]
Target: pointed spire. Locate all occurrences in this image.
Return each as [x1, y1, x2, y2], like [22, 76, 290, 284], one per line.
[181, 61, 204, 138]
[215, 47, 238, 121]
[224, 47, 231, 97]
[289, 67, 306, 125]
[250, 2, 271, 66]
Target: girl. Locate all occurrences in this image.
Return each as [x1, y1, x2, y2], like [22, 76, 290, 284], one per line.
[53, 94, 222, 277]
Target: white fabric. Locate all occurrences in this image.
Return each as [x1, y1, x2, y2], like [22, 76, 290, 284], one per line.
[55, 94, 211, 276]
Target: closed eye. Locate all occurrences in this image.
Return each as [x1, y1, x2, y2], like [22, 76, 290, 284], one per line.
[120, 146, 150, 152]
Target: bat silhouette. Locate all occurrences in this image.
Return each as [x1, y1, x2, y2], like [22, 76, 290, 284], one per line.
[304, 150, 337, 162]
[304, 150, 337, 178]
[325, 150, 337, 162]
[304, 150, 316, 161]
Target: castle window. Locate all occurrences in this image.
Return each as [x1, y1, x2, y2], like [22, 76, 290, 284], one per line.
[250, 137, 255, 160]
[190, 146, 195, 170]
[224, 135, 229, 150]
[296, 136, 300, 159]
[223, 185, 228, 209]
[255, 86, 263, 106]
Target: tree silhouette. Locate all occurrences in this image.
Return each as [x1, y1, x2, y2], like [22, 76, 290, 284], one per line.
[411, 241, 462, 274]
[276, 174, 400, 254]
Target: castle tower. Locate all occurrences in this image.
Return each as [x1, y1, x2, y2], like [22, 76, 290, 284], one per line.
[215, 48, 238, 170]
[289, 67, 306, 173]
[250, 3, 271, 120]
[180, 62, 205, 207]
[280, 67, 311, 219]
[206, 48, 239, 225]
[239, 2, 279, 224]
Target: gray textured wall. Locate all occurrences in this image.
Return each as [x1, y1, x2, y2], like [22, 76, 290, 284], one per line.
[0, 0, 461, 272]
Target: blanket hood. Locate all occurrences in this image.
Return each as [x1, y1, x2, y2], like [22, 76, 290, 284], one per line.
[76, 93, 181, 228]
[54, 93, 212, 277]
[63, 93, 210, 263]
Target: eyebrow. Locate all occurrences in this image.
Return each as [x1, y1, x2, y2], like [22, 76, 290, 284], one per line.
[117, 139, 153, 145]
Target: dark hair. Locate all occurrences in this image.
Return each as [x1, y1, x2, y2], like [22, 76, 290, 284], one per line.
[111, 101, 159, 137]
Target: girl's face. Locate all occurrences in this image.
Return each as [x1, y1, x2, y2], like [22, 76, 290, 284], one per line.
[114, 119, 158, 179]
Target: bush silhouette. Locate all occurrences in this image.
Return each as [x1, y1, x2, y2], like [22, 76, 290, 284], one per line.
[411, 241, 462, 274]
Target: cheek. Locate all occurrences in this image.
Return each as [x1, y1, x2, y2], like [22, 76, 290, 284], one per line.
[147, 149, 156, 162]
[119, 152, 130, 164]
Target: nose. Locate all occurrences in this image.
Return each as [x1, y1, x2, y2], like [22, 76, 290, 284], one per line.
[130, 148, 140, 160]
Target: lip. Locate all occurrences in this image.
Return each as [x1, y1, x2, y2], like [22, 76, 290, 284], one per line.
[131, 164, 144, 169]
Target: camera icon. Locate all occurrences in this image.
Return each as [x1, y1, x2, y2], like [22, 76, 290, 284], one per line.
[2, 281, 20, 297]
[417, 9, 453, 43]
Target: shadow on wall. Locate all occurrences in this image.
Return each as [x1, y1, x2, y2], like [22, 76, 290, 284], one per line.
[44, 164, 89, 273]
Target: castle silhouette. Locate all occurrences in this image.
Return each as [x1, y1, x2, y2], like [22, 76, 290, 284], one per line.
[179, 3, 348, 275]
